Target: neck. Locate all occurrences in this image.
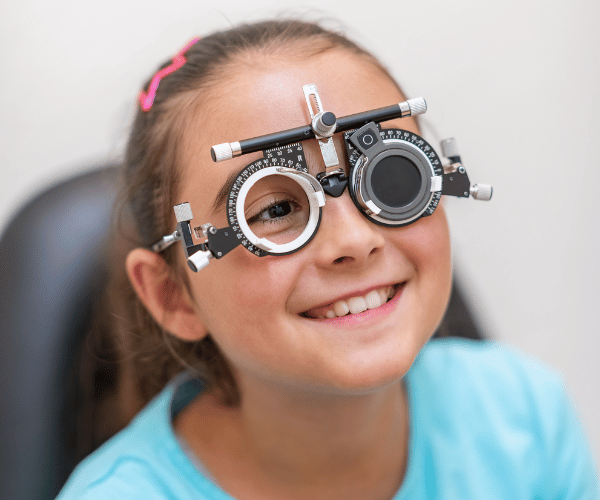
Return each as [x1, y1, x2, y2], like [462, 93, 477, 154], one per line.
[177, 374, 410, 499]
[242, 374, 407, 473]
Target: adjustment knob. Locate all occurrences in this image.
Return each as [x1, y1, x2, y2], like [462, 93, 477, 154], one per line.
[174, 202, 193, 222]
[407, 97, 427, 116]
[187, 249, 213, 272]
[211, 143, 233, 162]
[440, 138, 459, 159]
[470, 184, 493, 201]
[312, 111, 337, 137]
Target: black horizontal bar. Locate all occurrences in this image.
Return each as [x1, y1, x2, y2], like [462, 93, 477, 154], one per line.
[229, 103, 407, 159]
[239, 125, 314, 155]
[335, 104, 403, 131]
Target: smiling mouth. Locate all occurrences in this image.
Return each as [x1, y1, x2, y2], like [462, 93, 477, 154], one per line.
[301, 283, 405, 319]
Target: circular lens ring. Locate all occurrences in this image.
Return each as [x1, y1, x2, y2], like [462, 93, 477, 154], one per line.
[348, 129, 444, 227]
[228, 161, 324, 256]
[362, 146, 431, 219]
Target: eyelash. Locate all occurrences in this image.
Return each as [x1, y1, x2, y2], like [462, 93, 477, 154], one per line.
[246, 198, 300, 225]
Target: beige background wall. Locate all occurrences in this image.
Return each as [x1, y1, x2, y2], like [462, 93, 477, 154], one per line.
[1, 0, 598, 462]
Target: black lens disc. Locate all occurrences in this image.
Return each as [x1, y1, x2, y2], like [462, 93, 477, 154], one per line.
[371, 155, 422, 208]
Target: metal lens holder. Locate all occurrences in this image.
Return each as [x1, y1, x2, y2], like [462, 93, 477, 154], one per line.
[345, 124, 443, 227]
[153, 83, 492, 271]
[232, 159, 325, 255]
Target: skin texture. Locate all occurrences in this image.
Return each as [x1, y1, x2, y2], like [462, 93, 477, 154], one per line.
[126, 48, 452, 499]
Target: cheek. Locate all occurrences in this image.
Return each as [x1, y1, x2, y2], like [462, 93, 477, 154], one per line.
[396, 208, 452, 310]
[188, 247, 301, 332]
[415, 209, 451, 274]
[186, 249, 309, 373]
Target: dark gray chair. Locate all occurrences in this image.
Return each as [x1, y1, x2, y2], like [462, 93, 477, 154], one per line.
[0, 166, 120, 500]
[0, 165, 482, 500]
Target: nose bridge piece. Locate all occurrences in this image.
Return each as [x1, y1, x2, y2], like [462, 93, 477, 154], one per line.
[318, 172, 348, 197]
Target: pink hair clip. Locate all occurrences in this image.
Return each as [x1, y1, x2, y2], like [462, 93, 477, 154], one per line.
[138, 37, 200, 112]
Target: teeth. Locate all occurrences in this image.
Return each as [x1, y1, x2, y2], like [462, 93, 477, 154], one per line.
[334, 300, 350, 317]
[365, 290, 381, 309]
[348, 296, 368, 314]
[313, 285, 396, 319]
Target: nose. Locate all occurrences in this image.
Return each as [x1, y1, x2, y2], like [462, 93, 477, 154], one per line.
[311, 191, 386, 268]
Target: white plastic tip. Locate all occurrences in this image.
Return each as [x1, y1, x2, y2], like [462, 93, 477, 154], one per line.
[440, 138, 459, 159]
[471, 184, 493, 201]
[174, 203, 193, 222]
[187, 250, 212, 272]
[211, 143, 233, 162]
[407, 97, 427, 116]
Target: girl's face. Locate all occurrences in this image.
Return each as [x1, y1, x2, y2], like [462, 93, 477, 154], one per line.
[177, 49, 452, 394]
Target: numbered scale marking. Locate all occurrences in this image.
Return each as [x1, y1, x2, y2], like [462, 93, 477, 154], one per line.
[226, 143, 322, 257]
[344, 127, 444, 226]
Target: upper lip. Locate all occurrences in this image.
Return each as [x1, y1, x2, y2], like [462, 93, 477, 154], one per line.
[298, 281, 404, 315]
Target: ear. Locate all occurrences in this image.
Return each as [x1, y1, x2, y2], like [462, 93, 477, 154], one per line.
[125, 248, 208, 342]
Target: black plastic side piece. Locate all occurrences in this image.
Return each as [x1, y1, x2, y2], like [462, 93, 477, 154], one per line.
[442, 171, 471, 198]
[207, 227, 240, 258]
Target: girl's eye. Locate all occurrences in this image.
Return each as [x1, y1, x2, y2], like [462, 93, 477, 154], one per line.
[243, 177, 311, 244]
[265, 201, 293, 219]
[247, 199, 299, 224]
[245, 194, 309, 245]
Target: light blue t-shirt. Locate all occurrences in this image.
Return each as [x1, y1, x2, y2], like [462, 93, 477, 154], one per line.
[56, 338, 599, 499]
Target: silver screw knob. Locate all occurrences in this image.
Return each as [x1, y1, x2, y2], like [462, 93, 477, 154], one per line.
[211, 143, 234, 162]
[174, 202, 193, 222]
[440, 138, 459, 159]
[407, 97, 427, 116]
[470, 184, 493, 201]
[187, 250, 213, 272]
[312, 111, 337, 137]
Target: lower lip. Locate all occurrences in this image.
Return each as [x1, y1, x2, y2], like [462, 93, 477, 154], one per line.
[302, 285, 404, 327]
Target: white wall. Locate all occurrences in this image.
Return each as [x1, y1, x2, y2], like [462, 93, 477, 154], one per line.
[1, 0, 598, 463]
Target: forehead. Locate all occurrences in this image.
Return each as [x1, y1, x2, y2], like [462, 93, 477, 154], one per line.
[208, 50, 406, 139]
[179, 50, 418, 217]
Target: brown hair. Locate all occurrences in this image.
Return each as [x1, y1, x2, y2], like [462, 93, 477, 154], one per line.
[77, 18, 406, 458]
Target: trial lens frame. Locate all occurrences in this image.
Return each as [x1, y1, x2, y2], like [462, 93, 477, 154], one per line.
[152, 84, 492, 272]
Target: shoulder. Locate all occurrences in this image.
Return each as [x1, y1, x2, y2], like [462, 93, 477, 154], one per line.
[404, 338, 599, 498]
[412, 337, 563, 402]
[55, 379, 206, 500]
[410, 337, 570, 444]
[58, 457, 178, 500]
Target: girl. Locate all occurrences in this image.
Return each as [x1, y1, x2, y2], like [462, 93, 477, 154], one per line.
[57, 19, 597, 499]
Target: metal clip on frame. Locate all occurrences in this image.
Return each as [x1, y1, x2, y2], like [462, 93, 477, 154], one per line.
[173, 203, 213, 272]
[440, 138, 492, 201]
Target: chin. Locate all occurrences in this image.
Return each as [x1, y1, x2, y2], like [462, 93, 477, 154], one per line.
[304, 341, 426, 396]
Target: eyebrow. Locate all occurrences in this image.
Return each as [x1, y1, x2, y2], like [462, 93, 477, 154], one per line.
[210, 147, 320, 215]
[210, 139, 341, 214]
[211, 166, 244, 215]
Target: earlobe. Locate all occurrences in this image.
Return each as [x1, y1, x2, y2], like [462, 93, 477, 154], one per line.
[125, 248, 208, 342]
